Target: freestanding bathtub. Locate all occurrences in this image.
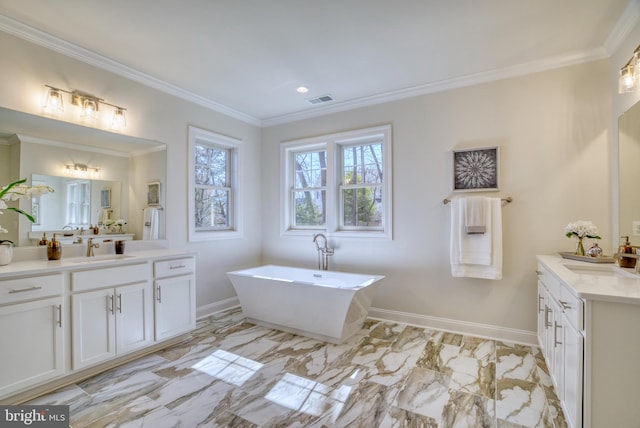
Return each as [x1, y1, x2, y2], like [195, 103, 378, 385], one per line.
[227, 265, 384, 344]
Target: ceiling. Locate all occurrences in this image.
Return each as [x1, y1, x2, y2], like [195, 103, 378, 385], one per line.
[0, 1, 636, 126]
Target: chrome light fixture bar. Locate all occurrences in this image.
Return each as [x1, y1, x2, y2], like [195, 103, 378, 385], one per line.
[43, 85, 127, 130]
[618, 44, 640, 94]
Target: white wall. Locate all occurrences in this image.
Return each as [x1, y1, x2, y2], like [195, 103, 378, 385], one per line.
[261, 60, 612, 334]
[0, 31, 264, 312]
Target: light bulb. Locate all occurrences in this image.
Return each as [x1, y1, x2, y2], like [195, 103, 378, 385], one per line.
[44, 87, 64, 115]
[81, 98, 98, 119]
[111, 108, 127, 130]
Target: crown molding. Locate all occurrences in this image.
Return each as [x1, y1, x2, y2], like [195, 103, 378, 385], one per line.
[261, 47, 609, 127]
[0, 12, 624, 129]
[0, 14, 262, 127]
[604, 0, 640, 55]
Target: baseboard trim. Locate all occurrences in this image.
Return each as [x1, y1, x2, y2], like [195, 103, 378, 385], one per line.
[367, 307, 538, 346]
[197, 300, 537, 346]
[196, 297, 240, 319]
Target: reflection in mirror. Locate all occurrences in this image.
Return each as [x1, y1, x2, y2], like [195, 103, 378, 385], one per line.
[31, 174, 121, 230]
[0, 107, 167, 246]
[619, 100, 640, 242]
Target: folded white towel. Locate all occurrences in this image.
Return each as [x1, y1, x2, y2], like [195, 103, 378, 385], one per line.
[450, 197, 503, 280]
[465, 196, 486, 234]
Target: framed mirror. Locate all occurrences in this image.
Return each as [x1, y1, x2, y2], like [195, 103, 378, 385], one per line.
[619, 100, 640, 243]
[0, 107, 167, 246]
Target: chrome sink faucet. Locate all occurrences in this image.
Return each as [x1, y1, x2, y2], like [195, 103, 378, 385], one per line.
[312, 233, 334, 270]
[86, 238, 99, 257]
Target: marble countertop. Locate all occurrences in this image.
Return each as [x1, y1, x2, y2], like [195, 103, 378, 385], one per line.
[537, 254, 640, 305]
[0, 241, 197, 279]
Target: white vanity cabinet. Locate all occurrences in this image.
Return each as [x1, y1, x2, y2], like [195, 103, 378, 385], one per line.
[0, 248, 196, 403]
[537, 255, 640, 428]
[537, 262, 583, 428]
[0, 273, 65, 398]
[71, 263, 153, 370]
[153, 257, 196, 341]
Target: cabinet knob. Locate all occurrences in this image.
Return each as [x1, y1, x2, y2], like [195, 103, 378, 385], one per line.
[559, 300, 572, 310]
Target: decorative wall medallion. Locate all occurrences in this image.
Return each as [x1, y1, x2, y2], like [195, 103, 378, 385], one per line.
[452, 146, 499, 192]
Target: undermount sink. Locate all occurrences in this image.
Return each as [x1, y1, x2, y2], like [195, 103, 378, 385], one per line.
[564, 263, 638, 278]
[67, 254, 136, 263]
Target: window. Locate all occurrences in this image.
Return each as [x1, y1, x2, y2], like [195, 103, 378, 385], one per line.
[282, 125, 392, 239]
[188, 126, 243, 241]
[65, 180, 90, 228]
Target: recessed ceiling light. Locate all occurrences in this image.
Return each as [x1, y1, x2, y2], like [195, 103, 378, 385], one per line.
[296, 86, 309, 94]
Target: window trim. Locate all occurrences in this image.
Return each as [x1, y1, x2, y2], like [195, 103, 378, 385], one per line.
[281, 124, 392, 239]
[188, 125, 243, 241]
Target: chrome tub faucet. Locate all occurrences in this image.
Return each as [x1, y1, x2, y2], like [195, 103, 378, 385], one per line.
[313, 233, 334, 270]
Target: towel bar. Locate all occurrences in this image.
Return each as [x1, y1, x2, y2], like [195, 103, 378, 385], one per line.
[443, 196, 512, 204]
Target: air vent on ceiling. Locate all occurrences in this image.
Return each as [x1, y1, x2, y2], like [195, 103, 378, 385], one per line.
[306, 95, 334, 105]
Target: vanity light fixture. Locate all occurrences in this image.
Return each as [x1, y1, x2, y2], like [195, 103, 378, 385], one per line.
[43, 86, 64, 115]
[43, 85, 127, 128]
[618, 45, 640, 93]
[111, 107, 127, 131]
[64, 163, 101, 179]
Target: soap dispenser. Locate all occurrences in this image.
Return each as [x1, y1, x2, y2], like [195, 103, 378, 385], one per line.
[47, 233, 62, 261]
[618, 236, 636, 268]
[38, 232, 48, 246]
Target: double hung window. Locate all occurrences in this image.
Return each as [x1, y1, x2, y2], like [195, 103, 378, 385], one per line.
[65, 180, 90, 228]
[188, 126, 242, 241]
[282, 125, 392, 239]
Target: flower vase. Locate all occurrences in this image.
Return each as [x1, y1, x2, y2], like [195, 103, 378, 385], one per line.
[0, 243, 13, 266]
[576, 238, 586, 256]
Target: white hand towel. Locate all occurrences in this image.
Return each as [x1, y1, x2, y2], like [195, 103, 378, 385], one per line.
[99, 209, 110, 225]
[142, 207, 159, 240]
[465, 196, 486, 234]
[450, 197, 503, 280]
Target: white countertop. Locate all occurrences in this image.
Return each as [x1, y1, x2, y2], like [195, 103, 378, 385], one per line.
[537, 254, 640, 304]
[0, 242, 197, 279]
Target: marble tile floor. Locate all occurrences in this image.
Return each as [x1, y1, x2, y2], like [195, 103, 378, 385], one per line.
[28, 309, 567, 427]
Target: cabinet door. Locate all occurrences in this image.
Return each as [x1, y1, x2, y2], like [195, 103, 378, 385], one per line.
[537, 282, 547, 350]
[154, 275, 195, 341]
[116, 282, 153, 355]
[0, 297, 64, 397]
[543, 289, 554, 365]
[72, 288, 116, 370]
[563, 320, 583, 428]
[550, 298, 565, 396]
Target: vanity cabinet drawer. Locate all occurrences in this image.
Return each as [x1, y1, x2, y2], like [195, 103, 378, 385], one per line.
[71, 263, 149, 292]
[537, 263, 560, 296]
[0, 274, 64, 305]
[154, 257, 195, 279]
[559, 285, 584, 331]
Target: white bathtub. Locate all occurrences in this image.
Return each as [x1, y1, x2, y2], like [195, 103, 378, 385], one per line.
[227, 265, 384, 344]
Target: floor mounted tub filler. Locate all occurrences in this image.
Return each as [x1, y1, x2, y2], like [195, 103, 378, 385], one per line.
[227, 265, 384, 344]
